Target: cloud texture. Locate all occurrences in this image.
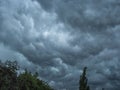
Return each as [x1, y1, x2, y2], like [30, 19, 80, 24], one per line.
[0, 0, 120, 90]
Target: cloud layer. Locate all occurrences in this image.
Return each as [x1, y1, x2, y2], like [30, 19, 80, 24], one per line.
[0, 0, 120, 90]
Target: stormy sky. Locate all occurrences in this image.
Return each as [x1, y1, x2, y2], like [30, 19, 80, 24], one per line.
[0, 0, 120, 90]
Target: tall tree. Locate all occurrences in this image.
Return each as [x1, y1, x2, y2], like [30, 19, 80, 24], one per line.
[79, 67, 90, 90]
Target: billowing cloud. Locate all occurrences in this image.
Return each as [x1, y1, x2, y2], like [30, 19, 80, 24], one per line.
[0, 0, 120, 90]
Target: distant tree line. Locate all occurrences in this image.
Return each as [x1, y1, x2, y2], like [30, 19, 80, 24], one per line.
[0, 60, 105, 90]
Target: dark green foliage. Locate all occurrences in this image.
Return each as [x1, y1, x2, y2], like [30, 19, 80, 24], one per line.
[0, 61, 19, 90]
[79, 67, 90, 90]
[18, 71, 53, 90]
[0, 61, 54, 90]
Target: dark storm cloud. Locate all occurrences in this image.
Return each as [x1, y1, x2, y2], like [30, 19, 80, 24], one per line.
[37, 0, 55, 11]
[38, 0, 120, 32]
[0, 0, 120, 90]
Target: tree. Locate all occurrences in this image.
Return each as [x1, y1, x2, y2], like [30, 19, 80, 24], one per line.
[0, 60, 19, 90]
[0, 60, 54, 90]
[18, 70, 54, 90]
[79, 67, 90, 90]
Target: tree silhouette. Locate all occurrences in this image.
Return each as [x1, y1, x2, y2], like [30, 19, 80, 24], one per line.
[79, 67, 90, 90]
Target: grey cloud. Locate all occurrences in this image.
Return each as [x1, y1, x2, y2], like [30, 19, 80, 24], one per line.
[37, 0, 55, 11]
[0, 43, 38, 71]
[37, 0, 120, 33]
[1, 0, 120, 90]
